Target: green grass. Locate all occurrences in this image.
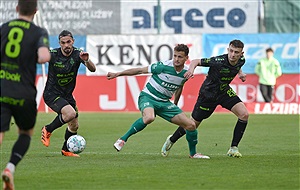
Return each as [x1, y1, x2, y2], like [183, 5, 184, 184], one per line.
[1, 113, 299, 189]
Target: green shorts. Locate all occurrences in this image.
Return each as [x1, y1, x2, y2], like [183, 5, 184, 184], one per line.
[138, 92, 182, 122]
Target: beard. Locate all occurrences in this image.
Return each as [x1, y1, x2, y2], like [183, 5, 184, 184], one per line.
[63, 47, 72, 55]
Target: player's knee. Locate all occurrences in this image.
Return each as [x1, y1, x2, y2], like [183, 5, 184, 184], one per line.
[239, 110, 249, 121]
[143, 115, 155, 124]
[19, 128, 34, 137]
[183, 120, 196, 131]
[63, 111, 77, 122]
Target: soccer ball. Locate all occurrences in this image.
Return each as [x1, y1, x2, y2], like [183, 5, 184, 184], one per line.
[67, 135, 86, 154]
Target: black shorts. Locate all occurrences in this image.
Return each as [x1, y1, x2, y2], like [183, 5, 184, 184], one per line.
[1, 99, 37, 132]
[43, 94, 78, 115]
[191, 90, 242, 122]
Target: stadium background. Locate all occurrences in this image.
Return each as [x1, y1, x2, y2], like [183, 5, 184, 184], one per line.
[1, 0, 299, 114]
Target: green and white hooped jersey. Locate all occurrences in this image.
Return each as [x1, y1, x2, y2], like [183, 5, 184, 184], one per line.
[142, 60, 188, 101]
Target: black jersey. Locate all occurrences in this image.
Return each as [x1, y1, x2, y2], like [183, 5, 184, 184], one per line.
[43, 47, 84, 98]
[199, 54, 246, 100]
[1, 19, 49, 100]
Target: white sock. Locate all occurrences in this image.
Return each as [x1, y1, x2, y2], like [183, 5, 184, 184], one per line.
[6, 162, 15, 174]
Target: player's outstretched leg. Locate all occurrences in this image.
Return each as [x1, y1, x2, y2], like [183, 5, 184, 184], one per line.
[113, 118, 146, 152]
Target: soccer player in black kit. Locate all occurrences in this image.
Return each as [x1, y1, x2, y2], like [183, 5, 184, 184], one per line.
[1, 0, 51, 189]
[161, 39, 249, 158]
[41, 30, 96, 157]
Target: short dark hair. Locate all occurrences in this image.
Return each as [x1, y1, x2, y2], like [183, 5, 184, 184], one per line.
[266, 48, 273, 53]
[174, 44, 189, 56]
[58, 30, 73, 40]
[18, 0, 37, 16]
[229, 39, 244, 49]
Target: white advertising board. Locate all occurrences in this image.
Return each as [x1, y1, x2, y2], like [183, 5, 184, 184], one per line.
[86, 34, 202, 75]
[121, 0, 258, 34]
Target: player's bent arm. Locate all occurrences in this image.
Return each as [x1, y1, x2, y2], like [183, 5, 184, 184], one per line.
[85, 59, 96, 72]
[37, 47, 51, 64]
[189, 59, 201, 72]
[238, 69, 246, 82]
[184, 59, 201, 78]
[80, 52, 96, 72]
[190, 59, 201, 67]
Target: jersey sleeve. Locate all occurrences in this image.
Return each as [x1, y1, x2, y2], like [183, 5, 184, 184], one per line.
[200, 56, 225, 67]
[48, 49, 58, 64]
[37, 28, 50, 48]
[201, 57, 214, 67]
[73, 48, 85, 64]
[149, 61, 164, 74]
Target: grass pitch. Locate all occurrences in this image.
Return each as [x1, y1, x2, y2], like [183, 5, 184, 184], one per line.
[1, 112, 299, 189]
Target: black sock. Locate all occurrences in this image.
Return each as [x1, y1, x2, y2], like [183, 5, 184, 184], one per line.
[62, 128, 77, 151]
[9, 134, 31, 166]
[231, 119, 248, 147]
[46, 114, 66, 133]
[170, 126, 186, 143]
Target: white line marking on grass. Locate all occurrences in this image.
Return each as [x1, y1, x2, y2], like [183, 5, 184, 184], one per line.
[45, 151, 300, 156]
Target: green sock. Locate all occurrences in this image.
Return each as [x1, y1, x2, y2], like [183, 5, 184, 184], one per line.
[186, 130, 198, 156]
[121, 118, 147, 141]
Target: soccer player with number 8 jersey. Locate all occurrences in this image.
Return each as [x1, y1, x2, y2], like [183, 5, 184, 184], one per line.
[1, 0, 51, 189]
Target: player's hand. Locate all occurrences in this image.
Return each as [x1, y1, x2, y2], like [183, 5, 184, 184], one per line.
[106, 72, 117, 80]
[80, 52, 89, 62]
[184, 70, 194, 79]
[239, 73, 246, 82]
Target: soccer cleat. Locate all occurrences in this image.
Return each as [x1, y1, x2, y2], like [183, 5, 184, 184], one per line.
[2, 168, 14, 190]
[61, 150, 80, 157]
[189, 153, 210, 159]
[227, 146, 242, 158]
[114, 139, 125, 151]
[41, 126, 51, 147]
[161, 135, 174, 157]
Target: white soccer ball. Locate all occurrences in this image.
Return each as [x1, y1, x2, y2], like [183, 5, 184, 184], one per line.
[67, 135, 86, 154]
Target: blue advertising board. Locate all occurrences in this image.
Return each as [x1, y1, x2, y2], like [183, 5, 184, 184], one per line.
[36, 35, 87, 75]
[202, 33, 299, 74]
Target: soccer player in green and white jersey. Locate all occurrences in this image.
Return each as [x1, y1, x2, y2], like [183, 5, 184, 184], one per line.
[107, 44, 209, 159]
